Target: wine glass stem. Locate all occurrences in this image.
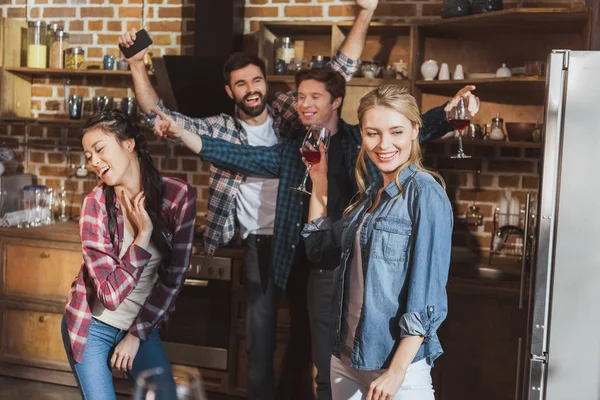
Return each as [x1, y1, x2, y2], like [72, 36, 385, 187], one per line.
[458, 130, 465, 153]
[299, 164, 312, 190]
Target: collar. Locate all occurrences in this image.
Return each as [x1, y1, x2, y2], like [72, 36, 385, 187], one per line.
[366, 163, 418, 199]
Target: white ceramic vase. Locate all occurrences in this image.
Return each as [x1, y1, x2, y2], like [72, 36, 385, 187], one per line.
[438, 63, 450, 80]
[420, 60, 439, 81]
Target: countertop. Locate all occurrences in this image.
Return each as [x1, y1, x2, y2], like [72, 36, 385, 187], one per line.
[0, 224, 522, 294]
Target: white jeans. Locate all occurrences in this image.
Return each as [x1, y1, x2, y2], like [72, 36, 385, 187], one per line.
[330, 355, 435, 400]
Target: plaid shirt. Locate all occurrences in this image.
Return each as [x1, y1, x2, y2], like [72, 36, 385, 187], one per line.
[64, 177, 196, 363]
[199, 107, 453, 288]
[145, 51, 359, 260]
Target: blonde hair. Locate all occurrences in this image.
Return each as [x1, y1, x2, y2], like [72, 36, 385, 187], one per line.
[345, 85, 445, 215]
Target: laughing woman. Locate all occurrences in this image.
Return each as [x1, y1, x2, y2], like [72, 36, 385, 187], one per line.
[302, 86, 452, 400]
[61, 110, 196, 399]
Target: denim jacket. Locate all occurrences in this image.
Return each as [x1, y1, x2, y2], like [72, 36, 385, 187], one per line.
[301, 164, 453, 370]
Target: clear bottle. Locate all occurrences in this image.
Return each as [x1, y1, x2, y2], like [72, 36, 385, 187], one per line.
[27, 21, 48, 68]
[489, 112, 506, 141]
[274, 37, 295, 73]
[49, 30, 69, 69]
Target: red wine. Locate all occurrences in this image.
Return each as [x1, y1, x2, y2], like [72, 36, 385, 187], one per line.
[302, 149, 321, 164]
[448, 118, 470, 130]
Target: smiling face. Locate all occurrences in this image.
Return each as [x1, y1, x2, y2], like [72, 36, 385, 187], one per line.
[297, 79, 342, 127]
[225, 64, 268, 119]
[82, 128, 137, 187]
[361, 106, 419, 183]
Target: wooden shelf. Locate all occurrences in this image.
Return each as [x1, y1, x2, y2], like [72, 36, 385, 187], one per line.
[429, 138, 541, 148]
[420, 7, 591, 37]
[267, 75, 411, 87]
[0, 116, 85, 125]
[416, 76, 546, 105]
[4, 67, 153, 78]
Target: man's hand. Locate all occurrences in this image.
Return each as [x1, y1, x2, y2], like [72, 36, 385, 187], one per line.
[153, 108, 185, 140]
[117, 28, 148, 65]
[356, 0, 378, 11]
[110, 333, 140, 372]
[445, 85, 480, 117]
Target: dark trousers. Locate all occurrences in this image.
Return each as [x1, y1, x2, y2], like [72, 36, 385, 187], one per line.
[244, 234, 314, 400]
[307, 268, 335, 400]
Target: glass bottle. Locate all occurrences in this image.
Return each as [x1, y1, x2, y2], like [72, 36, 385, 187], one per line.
[27, 21, 47, 68]
[488, 112, 506, 141]
[49, 30, 69, 69]
[274, 37, 295, 74]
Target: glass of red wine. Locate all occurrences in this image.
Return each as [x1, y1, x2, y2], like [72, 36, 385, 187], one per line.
[290, 125, 331, 196]
[447, 97, 472, 159]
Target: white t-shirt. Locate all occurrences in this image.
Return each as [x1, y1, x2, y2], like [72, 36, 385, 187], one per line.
[236, 116, 280, 239]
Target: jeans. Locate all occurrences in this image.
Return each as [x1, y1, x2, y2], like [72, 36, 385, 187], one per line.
[61, 315, 176, 400]
[307, 268, 335, 400]
[330, 356, 434, 400]
[244, 234, 314, 400]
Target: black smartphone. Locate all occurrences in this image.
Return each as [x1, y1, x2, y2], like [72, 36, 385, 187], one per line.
[119, 29, 153, 59]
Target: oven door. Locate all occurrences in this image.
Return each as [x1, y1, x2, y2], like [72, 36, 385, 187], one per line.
[161, 256, 231, 371]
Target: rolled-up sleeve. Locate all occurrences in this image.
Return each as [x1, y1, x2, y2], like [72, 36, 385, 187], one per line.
[301, 217, 344, 264]
[398, 183, 453, 343]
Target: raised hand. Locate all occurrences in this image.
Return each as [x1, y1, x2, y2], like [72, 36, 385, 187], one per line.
[445, 85, 480, 116]
[356, 0, 379, 11]
[121, 191, 153, 238]
[117, 28, 148, 64]
[152, 108, 185, 140]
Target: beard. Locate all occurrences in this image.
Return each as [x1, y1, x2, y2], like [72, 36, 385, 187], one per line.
[236, 91, 267, 118]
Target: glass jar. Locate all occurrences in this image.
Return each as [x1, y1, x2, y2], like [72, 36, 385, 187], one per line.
[27, 21, 47, 68]
[64, 47, 85, 69]
[489, 113, 506, 141]
[49, 30, 69, 69]
[274, 37, 295, 73]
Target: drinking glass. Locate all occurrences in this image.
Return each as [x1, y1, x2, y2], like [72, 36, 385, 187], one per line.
[68, 95, 83, 119]
[446, 97, 472, 159]
[289, 125, 331, 196]
[134, 366, 206, 400]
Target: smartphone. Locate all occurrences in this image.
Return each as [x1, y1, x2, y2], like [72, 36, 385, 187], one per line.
[119, 29, 153, 59]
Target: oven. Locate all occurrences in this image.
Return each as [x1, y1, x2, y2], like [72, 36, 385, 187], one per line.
[161, 255, 232, 371]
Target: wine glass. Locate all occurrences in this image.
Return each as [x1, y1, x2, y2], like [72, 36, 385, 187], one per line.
[446, 97, 472, 159]
[134, 366, 207, 400]
[290, 125, 331, 196]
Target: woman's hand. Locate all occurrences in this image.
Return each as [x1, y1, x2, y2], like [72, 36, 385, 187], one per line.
[110, 333, 140, 372]
[300, 141, 328, 186]
[366, 368, 406, 400]
[122, 191, 153, 238]
[117, 28, 147, 65]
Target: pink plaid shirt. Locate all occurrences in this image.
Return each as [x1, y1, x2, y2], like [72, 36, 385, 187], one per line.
[64, 177, 196, 363]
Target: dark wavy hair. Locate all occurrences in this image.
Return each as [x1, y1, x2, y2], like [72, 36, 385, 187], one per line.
[81, 110, 171, 261]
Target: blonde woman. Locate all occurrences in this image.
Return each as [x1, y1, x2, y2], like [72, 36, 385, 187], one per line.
[301, 86, 453, 400]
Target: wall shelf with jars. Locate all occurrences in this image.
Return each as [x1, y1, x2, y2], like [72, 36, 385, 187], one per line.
[254, 7, 592, 128]
[4, 67, 153, 78]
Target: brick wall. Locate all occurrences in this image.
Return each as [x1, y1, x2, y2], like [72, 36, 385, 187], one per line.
[0, 0, 578, 234]
[243, 0, 583, 32]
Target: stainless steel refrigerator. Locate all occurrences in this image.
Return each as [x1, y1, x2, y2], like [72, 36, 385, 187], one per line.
[527, 50, 600, 399]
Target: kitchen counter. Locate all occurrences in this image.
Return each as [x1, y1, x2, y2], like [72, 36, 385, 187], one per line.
[0, 223, 245, 260]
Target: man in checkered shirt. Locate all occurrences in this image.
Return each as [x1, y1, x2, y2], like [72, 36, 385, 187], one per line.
[121, 1, 381, 398]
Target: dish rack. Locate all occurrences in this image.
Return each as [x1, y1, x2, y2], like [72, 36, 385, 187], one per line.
[488, 207, 526, 263]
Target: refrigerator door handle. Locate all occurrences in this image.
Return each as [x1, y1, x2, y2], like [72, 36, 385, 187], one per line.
[519, 193, 532, 310]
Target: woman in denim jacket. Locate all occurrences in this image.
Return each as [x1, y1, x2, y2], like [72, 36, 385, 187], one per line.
[301, 86, 453, 400]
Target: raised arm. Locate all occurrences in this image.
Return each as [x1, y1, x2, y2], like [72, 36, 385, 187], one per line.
[338, 0, 379, 62]
[119, 29, 159, 114]
[119, 29, 225, 138]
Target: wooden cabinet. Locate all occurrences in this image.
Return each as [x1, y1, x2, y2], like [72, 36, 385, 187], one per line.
[1, 305, 69, 370]
[0, 225, 80, 387]
[432, 279, 528, 400]
[4, 241, 81, 301]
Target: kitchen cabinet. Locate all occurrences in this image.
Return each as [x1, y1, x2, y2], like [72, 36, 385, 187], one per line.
[432, 275, 528, 400]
